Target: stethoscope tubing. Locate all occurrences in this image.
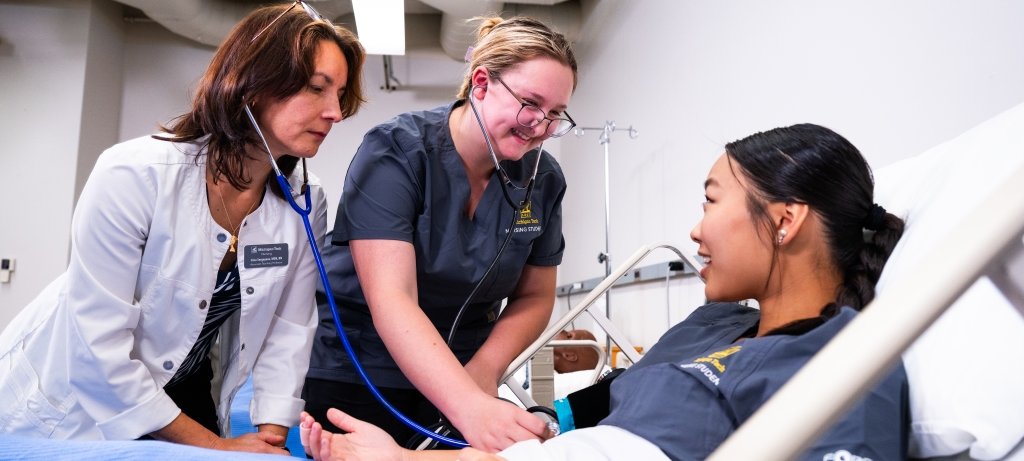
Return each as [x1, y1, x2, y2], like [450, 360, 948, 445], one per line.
[251, 98, 469, 446]
[259, 87, 552, 447]
[275, 172, 471, 448]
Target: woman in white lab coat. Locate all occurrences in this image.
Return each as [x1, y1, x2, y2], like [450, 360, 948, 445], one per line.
[0, 3, 364, 455]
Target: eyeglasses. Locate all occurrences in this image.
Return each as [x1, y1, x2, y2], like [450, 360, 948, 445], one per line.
[494, 76, 576, 138]
[250, 0, 322, 44]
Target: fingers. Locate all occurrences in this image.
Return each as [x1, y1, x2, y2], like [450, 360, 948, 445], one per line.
[325, 407, 363, 433]
[516, 408, 549, 438]
[255, 430, 286, 446]
[308, 422, 324, 461]
[318, 429, 334, 461]
[481, 404, 548, 452]
[541, 423, 556, 440]
[299, 412, 313, 456]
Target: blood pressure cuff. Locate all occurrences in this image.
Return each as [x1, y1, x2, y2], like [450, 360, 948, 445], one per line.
[555, 368, 626, 431]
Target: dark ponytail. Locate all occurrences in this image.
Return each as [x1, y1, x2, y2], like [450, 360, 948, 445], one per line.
[835, 212, 904, 309]
[725, 123, 905, 313]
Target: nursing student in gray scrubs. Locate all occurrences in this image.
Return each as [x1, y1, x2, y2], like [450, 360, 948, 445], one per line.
[303, 16, 579, 453]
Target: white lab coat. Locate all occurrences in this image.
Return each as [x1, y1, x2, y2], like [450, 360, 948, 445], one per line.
[0, 135, 326, 440]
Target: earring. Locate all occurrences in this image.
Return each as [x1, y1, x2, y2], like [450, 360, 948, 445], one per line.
[777, 228, 788, 245]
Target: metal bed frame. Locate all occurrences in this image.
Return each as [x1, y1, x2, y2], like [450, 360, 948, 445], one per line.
[500, 243, 704, 409]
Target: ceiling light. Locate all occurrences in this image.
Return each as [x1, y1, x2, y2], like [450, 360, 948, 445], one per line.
[351, 0, 405, 55]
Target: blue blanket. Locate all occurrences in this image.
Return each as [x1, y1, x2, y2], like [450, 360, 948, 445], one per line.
[0, 377, 304, 460]
[0, 435, 294, 460]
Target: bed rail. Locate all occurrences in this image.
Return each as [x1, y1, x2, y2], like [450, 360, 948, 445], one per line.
[501, 243, 703, 384]
[707, 161, 1024, 460]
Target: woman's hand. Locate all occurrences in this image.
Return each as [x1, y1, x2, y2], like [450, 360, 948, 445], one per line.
[300, 409, 406, 461]
[450, 395, 550, 453]
[212, 432, 289, 454]
[152, 412, 288, 454]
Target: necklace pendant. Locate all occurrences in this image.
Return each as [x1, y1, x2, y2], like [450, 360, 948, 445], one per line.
[229, 234, 238, 253]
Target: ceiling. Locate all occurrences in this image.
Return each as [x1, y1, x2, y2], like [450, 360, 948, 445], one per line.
[117, 0, 583, 62]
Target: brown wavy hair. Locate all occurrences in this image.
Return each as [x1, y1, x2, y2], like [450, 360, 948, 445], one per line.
[156, 4, 365, 197]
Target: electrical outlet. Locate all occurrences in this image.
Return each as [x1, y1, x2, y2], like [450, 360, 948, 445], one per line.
[0, 258, 14, 283]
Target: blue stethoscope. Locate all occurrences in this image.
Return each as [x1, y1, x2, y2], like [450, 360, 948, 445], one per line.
[242, 87, 544, 448]
[243, 104, 465, 447]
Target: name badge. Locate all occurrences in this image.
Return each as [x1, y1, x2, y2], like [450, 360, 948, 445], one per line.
[243, 243, 289, 268]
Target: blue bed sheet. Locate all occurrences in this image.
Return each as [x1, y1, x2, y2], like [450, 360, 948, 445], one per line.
[0, 376, 305, 460]
[0, 435, 295, 460]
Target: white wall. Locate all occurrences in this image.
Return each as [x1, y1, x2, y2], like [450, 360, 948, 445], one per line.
[117, 21, 212, 142]
[555, 0, 1024, 350]
[0, 0, 92, 326]
[2, 0, 1023, 351]
[76, 0, 125, 204]
[308, 50, 467, 219]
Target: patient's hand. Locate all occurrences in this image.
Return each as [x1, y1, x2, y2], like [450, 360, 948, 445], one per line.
[300, 409, 405, 461]
[299, 409, 512, 461]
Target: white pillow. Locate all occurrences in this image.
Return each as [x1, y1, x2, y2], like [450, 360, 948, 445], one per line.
[554, 366, 612, 400]
[873, 102, 1024, 460]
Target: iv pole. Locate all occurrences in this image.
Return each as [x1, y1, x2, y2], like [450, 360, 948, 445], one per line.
[573, 121, 639, 356]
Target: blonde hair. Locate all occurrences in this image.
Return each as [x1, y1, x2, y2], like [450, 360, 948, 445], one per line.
[456, 16, 577, 99]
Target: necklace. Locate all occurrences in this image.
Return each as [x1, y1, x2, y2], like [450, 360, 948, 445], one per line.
[213, 184, 260, 253]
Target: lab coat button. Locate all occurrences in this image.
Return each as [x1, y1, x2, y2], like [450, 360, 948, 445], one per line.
[163, 361, 173, 370]
[216, 233, 227, 243]
[240, 343, 246, 351]
[246, 287, 254, 295]
[199, 300, 207, 310]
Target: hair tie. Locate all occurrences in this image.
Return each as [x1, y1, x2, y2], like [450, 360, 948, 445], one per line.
[863, 203, 887, 231]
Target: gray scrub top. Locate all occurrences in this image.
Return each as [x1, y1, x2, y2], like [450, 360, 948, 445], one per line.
[600, 303, 909, 461]
[307, 101, 567, 388]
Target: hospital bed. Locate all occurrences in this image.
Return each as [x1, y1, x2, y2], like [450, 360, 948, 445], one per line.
[500, 102, 1024, 460]
[3, 103, 1023, 459]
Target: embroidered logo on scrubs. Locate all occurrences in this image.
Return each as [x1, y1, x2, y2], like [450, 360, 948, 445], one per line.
[693, 345, 741, 372]
[679, 345, 741, 386]
[513, 201, 542, 233]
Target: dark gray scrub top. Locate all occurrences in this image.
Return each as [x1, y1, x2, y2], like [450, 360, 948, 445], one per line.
[307, 101, 567, 389]
[600, 303, 909, 461]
